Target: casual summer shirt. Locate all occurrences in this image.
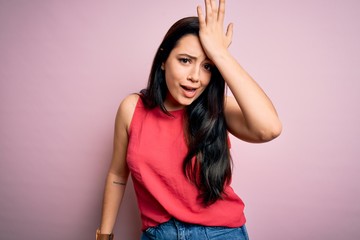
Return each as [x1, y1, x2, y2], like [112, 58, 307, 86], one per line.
[126, 97, 246, 231]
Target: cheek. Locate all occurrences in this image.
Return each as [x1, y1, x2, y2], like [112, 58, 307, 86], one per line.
[164, 66, 185, 84]
[202, 75, 212, 87]
[164, 71, 175, 88]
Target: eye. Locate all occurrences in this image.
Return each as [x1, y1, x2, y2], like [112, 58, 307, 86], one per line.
[203, 63, 213, 72]
[179, 58, 191, 64]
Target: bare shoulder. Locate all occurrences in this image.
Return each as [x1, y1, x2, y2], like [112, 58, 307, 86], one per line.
[116, 94, 140, 133]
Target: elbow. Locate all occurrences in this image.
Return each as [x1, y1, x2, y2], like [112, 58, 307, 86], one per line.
[256, 121, 282, 142]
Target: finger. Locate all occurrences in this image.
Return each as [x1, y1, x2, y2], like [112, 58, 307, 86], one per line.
[204, 0, 213, 23]
[226, 23, 233, 38]
[211, 0, 218, 17]
[218, 0, 225, 24]
[226, 23, 234, 45]
[197, 5, 206, 28]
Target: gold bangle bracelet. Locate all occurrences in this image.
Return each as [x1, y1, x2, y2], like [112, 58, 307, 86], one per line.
[96, 228, 114, 240]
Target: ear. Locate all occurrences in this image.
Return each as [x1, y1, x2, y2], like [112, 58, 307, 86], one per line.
[161, 63, 165, 70]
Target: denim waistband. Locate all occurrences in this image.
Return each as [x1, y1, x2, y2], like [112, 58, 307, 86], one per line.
[141, 218, 249, 240]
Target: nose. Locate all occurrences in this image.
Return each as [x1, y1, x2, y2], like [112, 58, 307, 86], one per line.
[187, 65, 200, 82]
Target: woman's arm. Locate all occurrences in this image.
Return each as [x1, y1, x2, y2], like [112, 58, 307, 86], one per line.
[197, 0, 282, 142]
[99, 94, 139, 234]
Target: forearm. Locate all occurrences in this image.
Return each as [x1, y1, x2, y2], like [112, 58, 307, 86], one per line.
[215, 50, 281, 140]
[100, 172, 128, 234]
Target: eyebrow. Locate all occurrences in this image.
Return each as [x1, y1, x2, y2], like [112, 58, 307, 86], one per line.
[177, 53, 210, 62]
[178, 53, 197, 59]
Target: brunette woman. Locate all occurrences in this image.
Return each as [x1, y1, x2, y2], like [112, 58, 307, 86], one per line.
[97, 0, 281, 239]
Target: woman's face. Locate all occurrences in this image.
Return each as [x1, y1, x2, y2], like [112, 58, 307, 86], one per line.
[162, 34, 213, 111]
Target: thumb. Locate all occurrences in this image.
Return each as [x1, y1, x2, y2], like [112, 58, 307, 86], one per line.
[225, 23, 234, 47]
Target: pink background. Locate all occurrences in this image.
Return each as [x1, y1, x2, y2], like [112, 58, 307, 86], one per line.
[1, 0, 359, 239]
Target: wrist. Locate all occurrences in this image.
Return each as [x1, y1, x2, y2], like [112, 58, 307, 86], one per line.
[96, 228, 114, 240]
[208, 48, 231, 65]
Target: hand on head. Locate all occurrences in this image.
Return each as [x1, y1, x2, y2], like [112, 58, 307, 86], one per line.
[196, 0, 233, 60]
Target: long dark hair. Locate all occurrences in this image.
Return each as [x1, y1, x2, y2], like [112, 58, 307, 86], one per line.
[140, 17, 232, 206]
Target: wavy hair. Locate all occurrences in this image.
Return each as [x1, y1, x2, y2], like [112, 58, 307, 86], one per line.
[140, 17, 232, 206]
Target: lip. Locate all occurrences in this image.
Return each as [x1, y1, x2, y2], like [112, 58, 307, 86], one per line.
[181, 85, 198, 98]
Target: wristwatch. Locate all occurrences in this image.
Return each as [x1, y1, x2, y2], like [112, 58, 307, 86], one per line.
[96, 229, 114, 240]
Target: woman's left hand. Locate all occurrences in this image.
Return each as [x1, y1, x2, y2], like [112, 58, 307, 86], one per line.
[197, 0, 233, 60]
[198, 0, 282, 143]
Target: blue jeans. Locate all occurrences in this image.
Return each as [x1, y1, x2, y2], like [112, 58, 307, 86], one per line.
[141, 218, 249, 240]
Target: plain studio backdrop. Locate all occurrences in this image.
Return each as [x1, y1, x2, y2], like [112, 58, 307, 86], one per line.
[1, 0, 359, 239]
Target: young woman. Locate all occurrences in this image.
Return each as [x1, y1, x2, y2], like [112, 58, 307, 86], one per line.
[96, 0, 282, 239]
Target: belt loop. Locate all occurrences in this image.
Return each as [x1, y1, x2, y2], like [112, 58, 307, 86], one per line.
[173, 218, 186, 240]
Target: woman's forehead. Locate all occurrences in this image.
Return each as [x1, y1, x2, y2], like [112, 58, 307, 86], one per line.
[171, 35, 207, 59]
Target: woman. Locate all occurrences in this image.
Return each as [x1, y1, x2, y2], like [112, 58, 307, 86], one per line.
[96, 0, 282, 239]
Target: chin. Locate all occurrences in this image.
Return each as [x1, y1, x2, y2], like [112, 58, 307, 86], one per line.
[179, 98, 196, 106]
[166, 93, 199, 110]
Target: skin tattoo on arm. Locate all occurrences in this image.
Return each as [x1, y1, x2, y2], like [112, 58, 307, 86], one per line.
[113, 181, 126, 186]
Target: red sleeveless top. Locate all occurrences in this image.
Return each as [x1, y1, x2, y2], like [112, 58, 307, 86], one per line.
[126, 97, 246, 231]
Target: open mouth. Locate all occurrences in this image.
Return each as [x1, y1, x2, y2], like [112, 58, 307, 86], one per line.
[181, 85, 196, 92]
[181, 85, 197, 98]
